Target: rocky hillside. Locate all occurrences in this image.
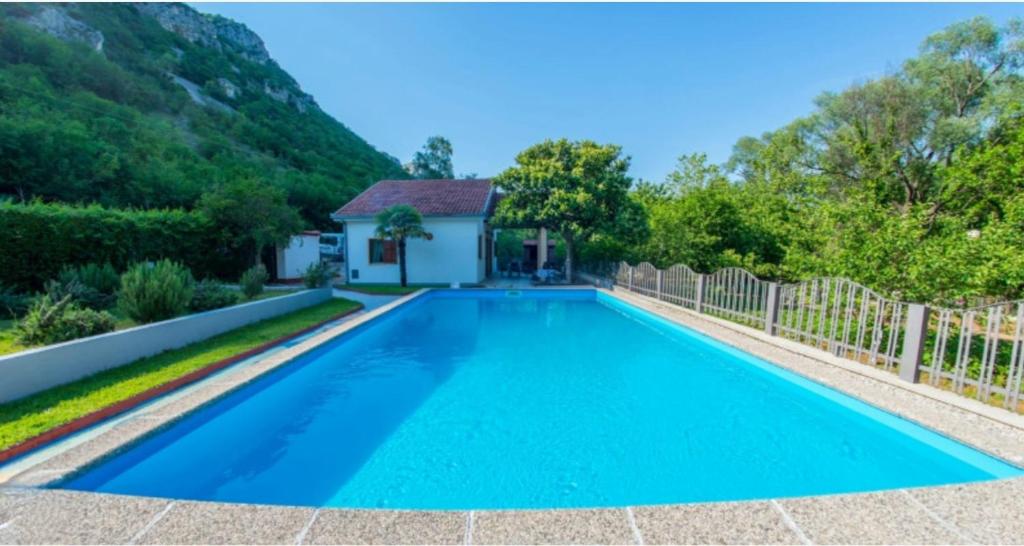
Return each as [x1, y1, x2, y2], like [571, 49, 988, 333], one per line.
[0, 3, 406, 228]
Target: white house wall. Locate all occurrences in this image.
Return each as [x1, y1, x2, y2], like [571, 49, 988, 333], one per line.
[276, 234, 320, 280]
[346, 217, 485, 284]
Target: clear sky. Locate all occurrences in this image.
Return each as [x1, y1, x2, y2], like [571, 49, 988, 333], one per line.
[197, 3, 1020, 182]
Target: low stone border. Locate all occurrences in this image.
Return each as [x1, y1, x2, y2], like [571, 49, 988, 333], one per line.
[1, 287, 1023, 544]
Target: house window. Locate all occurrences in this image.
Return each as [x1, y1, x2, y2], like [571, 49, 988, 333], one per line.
[369, 239, 396, 264]
[478, 235, 483, 260]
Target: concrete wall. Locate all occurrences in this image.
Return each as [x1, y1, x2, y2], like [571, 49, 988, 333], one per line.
[346, 217, 485, 285]
[275, 234, 321, 280]
[0, 288, 333, 403]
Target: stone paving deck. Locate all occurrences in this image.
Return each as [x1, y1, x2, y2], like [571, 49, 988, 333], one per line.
[2, 480, 1024, 544]
[1, 287, 1023, 544]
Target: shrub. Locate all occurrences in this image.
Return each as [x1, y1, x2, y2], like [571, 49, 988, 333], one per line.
[119, 260, 195, 323]
[240, 264, 268, 299]
[59, 263, 120, 304]
[44, 278, 103, 312]
[0, 284, 31, 319]
[16, 294, 116, 345]
[188, 279, 238, 312]
[50, 262, 120, 310]
[303, 261, 331, 289]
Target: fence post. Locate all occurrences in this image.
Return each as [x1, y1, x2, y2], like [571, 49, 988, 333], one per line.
[656, 270, 663, 300]
[764, 282, 781, 336]
[628, 267, 634, 291]
[695, 274, 706, 313]
[899, 304, 930, 384]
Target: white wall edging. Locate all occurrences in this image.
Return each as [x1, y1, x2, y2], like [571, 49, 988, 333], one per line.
[0, 288, 333, 403]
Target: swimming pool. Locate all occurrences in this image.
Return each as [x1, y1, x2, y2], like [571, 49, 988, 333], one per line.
[62, 289, 1021, 509]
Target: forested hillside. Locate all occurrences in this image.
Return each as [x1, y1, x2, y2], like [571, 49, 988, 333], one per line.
[0, 3, 405, 228]
[582, 17, 1024, 305]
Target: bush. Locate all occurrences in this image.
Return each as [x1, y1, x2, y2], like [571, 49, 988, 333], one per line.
[303, 261, 331, 289]
[0, 284, 31, 319]
[44, 278, 103, 311]
[188, 279, 238, 312]
[0, 201, 243, 291]
[240, 264, 268, 299]
[16, 294, 116, 345]
[60, 262, 120, 296]
[118, 260, 195, 323]
[53, 263, 120, 309]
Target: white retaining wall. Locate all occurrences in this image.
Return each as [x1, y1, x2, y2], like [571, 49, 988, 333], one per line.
[0, 288, 334, 403]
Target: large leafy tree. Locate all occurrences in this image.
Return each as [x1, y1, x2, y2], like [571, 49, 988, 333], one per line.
[197, 178, 302, 266]
[409, 136, 455, 179]
[710, 16, 1024, 301]
[574, 17, 1024, 303]
[374, 204, 433, 287]
[494, 139, 639, 281]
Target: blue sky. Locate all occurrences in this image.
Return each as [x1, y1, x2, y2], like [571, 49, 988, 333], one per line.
[198, 3, 1021, 182]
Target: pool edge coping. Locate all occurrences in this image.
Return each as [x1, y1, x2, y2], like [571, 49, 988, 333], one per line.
[1, 287, 1024, 544]
[601, 287, 1024, 467]
[601, 287, 1024, 434]
[0, 289, 431, 485]
[0, 302, 368, 466]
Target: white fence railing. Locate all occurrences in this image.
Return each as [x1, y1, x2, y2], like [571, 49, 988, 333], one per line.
[777, 278, 905, 372]
[924, 301, 1024, 411]
[703, 267, 769, 329]
[594, 261, 1024, 414]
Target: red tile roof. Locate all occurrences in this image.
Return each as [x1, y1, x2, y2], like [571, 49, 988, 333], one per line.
[333, 179, 495, 218]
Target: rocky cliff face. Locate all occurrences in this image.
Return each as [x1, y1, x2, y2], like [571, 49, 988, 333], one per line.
[12, 3, 316, 114]
[132, 3, 315, 112]
[23, 6, 104, 51]
[134, 3, 270, 64]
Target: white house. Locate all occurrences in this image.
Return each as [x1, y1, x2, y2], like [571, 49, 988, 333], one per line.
[331, 179, 495, 285]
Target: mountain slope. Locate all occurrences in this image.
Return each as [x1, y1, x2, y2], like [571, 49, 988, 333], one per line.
[0, 2, 406, 228]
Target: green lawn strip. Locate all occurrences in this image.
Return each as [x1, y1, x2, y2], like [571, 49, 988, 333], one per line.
[0, 298, 361, 451]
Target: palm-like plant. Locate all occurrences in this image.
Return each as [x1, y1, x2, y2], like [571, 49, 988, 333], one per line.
[375, 205, 433, 287]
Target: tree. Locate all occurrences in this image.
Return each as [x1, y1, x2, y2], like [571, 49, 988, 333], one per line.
[494, 139, 636, 282]
[374, 204, 433, 287]
[409, 136, 455, 179]
[197, 178, 302, 266]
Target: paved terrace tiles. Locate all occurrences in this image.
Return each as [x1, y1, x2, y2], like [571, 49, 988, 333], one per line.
[1, 287, 1024, 544]
[3, 480, 1024, 544]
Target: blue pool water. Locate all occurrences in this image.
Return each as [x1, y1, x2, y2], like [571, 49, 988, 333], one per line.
[63, 290, 1020, 509]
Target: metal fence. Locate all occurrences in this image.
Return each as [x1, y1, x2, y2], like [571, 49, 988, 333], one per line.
[777, 278, 905, 372]
[597, 261, 1024, 414]
[702, 268, 769, 329]
[923, 301, 1024, 411]
[662, 264, 700, 309]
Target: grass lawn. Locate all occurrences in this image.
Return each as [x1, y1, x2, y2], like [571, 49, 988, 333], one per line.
[0, 289, 300, 358]
[0, 297, 361, 452]
[0, 320, 20, 357]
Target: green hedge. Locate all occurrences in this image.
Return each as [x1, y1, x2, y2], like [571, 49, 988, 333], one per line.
[0, 201, 245, 290]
